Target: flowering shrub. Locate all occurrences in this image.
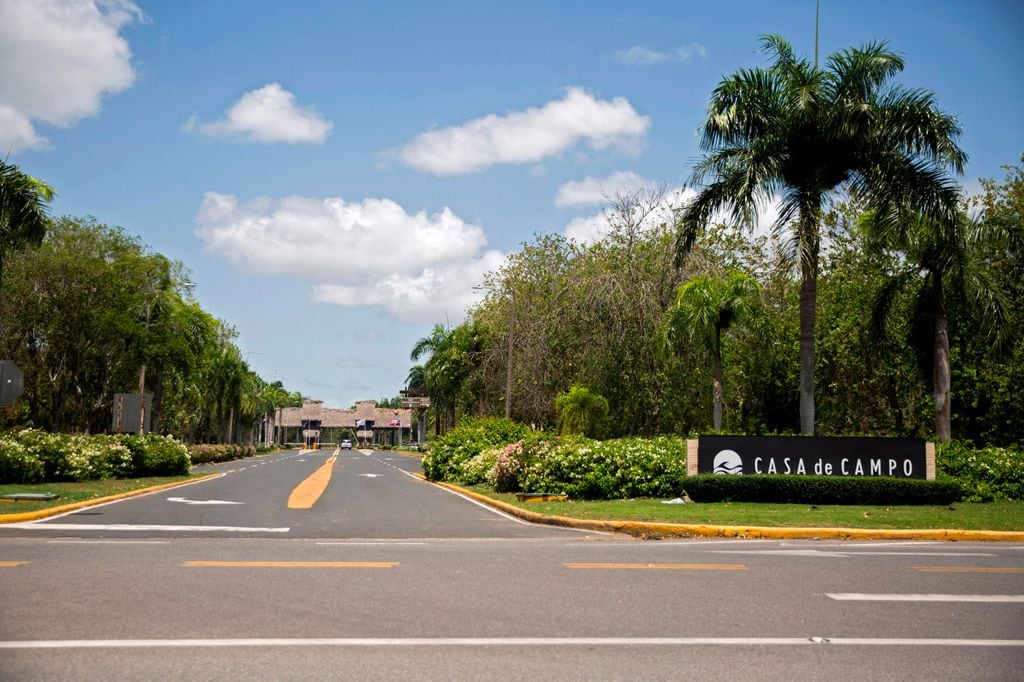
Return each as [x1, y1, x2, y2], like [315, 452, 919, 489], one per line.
[462, 448, 499, 485]
[188, 443, 257, 465]
[0, 430, 190, 483]
[937, 441, 1023, 501]
[519, 436, 688, 499]
[487, 442, 529, 492]
[422, 417, 535, 481]
[135, 435, 190, 476]
[0, 434, 45, 483]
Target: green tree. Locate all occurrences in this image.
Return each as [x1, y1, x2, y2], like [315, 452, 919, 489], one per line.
[553, 384, 609, 437]
[0, 160, 54, 285]
[410, 322, 489, 432]
[865, 208, 1014, 442]
[664, 271, 763, 430]
[675, 35, 966, 435]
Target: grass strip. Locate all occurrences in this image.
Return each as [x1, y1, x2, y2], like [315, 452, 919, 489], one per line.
[465, 485, 1024, 531]
[0, 476, 200, 516]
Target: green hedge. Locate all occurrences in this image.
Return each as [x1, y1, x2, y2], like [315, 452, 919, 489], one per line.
[422, 418, 535, 481]
[0, 429, 190, 483]
[682, 475, 962, 505]
[936, 441, 1023, 502]
[188, 443, 257, 465]
[520, 436, 689, 500]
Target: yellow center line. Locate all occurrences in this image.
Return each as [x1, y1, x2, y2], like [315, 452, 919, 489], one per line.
[911, 566, 1024, 574]
[564, 563, 748, 571]
[182, 561, 398, 568]
[287, 454, 338, 509]
[0, 561, 30, 567]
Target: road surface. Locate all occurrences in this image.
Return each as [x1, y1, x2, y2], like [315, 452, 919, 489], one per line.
[1, 449, 1021, 679]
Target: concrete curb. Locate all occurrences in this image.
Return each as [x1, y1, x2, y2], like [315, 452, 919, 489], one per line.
[429, 479, 1024, 542]
[0, 474, 221, 524]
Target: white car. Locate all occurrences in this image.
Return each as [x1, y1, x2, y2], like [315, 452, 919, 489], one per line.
[341, 439, 352, 450]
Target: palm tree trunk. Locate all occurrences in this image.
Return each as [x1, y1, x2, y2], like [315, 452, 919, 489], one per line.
[798, 204, 820, 435]
[799, 269, 816, 435]
[933, 282, 952, 442]
[712, 352, 724, 430]
[712, 325, 724, 430]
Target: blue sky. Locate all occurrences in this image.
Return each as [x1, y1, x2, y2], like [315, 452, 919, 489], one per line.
[3, 0, 1022, 408]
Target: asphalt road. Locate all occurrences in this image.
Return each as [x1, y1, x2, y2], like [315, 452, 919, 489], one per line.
[1, 449, 1021, 679]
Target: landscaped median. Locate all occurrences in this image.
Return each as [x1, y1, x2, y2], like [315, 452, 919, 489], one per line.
[414, 417, 1024, 542]
[431, 479, 1024, 542]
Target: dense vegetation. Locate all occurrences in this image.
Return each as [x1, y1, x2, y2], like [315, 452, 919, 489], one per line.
[410, 156, 1023, 448]
[0, 215, 304, 442]
[0, 429, 190, 483]
[423, 417, 1022, 503]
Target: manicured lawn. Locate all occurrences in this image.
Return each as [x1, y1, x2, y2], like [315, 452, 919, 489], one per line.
[0, 476, 198, 516]
[468, 486, 1024, 531]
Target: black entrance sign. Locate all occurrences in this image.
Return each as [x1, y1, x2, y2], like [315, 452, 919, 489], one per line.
[697, 435, 928, 479]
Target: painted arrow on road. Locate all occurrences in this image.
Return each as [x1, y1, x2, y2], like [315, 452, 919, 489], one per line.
[166, 497, 243, 506]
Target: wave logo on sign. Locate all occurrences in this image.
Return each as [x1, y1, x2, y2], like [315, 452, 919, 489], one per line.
[713, 449, 743, 475]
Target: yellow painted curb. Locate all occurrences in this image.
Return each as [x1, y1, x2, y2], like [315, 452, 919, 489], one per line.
[429, 480, 1024, 542]
[0, 474, 222, 524]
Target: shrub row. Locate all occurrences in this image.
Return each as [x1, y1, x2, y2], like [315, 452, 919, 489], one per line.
[422, 417, 535, 481]
[681, 475, 962, 506]
[519, 436, 689, 500]
[424, 418, 690, 500]
[0, 429, 190, 483]
[423, 418, 1015, 503]
[936, 441, 1023, 502]
[188, 443, 257, 465]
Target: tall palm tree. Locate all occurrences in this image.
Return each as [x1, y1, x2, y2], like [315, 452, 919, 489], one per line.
[866, 210, 1013, 441]
[410, 322, 490, 432]
[411, 325, 454, 434]
[0, 160, 54, 285]
[676, 35, 966, 434]
[664, 271, 763, 430]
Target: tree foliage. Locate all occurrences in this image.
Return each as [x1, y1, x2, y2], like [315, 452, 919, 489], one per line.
[0, 215, 301, 442]
[676, 34, 966, 435]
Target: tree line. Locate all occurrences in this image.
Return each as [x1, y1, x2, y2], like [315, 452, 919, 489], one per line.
[408, 36, 1023, 448]
[0, 171, 303, 442]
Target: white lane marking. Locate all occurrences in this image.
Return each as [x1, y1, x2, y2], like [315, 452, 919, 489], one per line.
[0, 637, 1021, 649]
[713, 549, 850, 558]
[166, 497, 243, 506]
[712, 550, 997, 558]
[359, 449, 374, 455]
[46, 540, 169, 545]
[359, 474, 381, 478]
[787, 542, 940, 548]
[316, 542, 428, 546]
[827, 593, 1024, 603]
[844, 552, 998, 557]
[3, 523, 289, 533]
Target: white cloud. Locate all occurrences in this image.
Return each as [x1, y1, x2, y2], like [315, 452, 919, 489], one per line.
[555, 171, 655, 208]
[396, 87, 650, 175]
[0, 0, 142, 152]
[193, 83, 333, 144]
[196, 192, 502, 323]
[311, 250, 506, 324]
[564, 186, 695, 245]
[614, 43, 709, 66]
